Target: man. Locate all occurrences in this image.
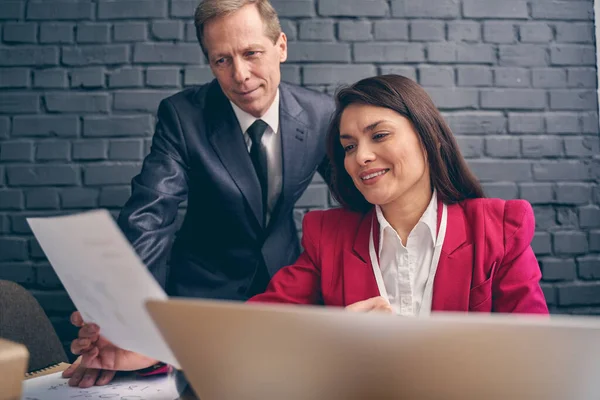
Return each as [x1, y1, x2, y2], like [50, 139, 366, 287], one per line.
[64, 0, 334, 387]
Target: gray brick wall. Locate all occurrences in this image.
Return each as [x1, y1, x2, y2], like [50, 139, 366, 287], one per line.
[0, 0, 598, 352]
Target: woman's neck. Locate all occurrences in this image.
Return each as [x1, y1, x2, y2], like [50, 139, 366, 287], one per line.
[380, 185, 433, 246]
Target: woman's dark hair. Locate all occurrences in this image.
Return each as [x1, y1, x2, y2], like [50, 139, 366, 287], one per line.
[326, 74, 485, 213]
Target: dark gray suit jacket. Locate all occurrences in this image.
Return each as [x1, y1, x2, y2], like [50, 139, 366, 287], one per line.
[118, 79, 335, 300]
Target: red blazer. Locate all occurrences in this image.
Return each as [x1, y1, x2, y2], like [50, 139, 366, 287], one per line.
[249, 198, 549, 314]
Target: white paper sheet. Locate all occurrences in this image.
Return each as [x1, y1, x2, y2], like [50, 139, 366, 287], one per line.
[22, 371, 182, 400]
[27, 210, 179, 368]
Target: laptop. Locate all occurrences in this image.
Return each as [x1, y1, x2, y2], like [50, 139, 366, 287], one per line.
[0, 338, 29, 400]
[146, 298, 600, 400]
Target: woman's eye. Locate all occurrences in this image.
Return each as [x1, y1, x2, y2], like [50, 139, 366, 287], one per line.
[343, 144, 355, 152]
[373, 133, 388, 140]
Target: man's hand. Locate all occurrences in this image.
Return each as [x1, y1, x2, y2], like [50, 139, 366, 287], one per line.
[62, 356, 116, 388]
[346, 296, 394, 313]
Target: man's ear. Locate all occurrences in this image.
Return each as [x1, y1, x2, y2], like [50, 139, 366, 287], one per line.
[278, 32, 288, 63]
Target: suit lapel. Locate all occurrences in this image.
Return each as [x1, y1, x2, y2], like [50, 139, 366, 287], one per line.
[205, 81, 264, 228]
[432, 203, 474, 311]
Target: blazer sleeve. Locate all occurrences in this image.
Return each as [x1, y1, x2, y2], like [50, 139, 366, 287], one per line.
[248, 211, 324, 305]
[492, 200, 549, 314]
[117, 98, 189, 289]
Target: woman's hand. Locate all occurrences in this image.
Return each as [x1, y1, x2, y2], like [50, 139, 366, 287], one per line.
[346, 296, 394, 313]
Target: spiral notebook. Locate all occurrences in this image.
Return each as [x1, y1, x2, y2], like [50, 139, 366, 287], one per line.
[24, 361, 70, 379]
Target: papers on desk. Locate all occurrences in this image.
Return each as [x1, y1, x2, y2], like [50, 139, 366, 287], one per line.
[22, 370, 182, 400]
[27, 210, 179, 368]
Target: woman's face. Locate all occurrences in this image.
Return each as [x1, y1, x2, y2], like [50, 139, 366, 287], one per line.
[339, 103, 430, 207]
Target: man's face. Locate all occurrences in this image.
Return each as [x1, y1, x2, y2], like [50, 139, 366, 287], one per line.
[203, 4, 287, 118]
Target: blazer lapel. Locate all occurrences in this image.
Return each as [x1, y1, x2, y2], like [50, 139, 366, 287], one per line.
[432, 203, 474, 312]
[342, 209, 380, 306]
[205, 81, 264, 228]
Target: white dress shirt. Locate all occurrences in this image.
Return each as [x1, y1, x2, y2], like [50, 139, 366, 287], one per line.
[230, 90, 282, 224]
[375, 191, 438, 316]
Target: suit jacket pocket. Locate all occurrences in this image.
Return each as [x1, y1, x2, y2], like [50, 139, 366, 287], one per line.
[468, 262, 498, 312]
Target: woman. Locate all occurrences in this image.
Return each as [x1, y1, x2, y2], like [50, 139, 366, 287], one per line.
[249, 74, 548, 315]
[67, 75, 548, 386]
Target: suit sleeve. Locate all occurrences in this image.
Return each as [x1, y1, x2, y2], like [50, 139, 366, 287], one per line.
[248, 211, 324, 305]
[492, 200, 549, 314]
[117, 98, 189, 289]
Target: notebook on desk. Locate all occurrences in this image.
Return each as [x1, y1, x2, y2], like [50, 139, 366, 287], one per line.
[146, 298, 600, 400]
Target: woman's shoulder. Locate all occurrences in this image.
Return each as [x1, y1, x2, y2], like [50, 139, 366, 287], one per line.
[457, 198, 535, 240]
[301, 207, 368, 237]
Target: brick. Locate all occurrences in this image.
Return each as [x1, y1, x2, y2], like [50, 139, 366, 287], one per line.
[425, 88, 478, 110]
[485, 137, 520, 158]
[565, 137, 599, 157]
[9, 216, 30, 234]
[98, 0, 167, 19]
[0, 215, 8, 234]
[30, 237, 48, 258]
[0, 263, 35, 285]
[72, 140, 108, 161]
[581, 112, 599, 134]
[76, 23, 110, 43]
[533, 161, 590, 181]
[590, 230, 600, 252]
[554, 231, 588, 255]
[0, 118, 8, 139]
[0, 238, 28, 261]
[146, 67, 181, 88]
[580, 206, 600, 228]
[0, 141, 33, 162]
[556, 22, 594, 44]
[27, 1, 93, 20]
[13, 115, 79, 137]
[550, 90, 597, 111]
[151, 20, 183, 41]
[373, 20, 408, 41]
[71, 67, 105, 88]
[184, 66, 214, 86]
[281, 65, 300, 85]
[99, 186, 132, 207]
[457, 66, 492, 87]
[0, 47, 58, 66]
[303, 65, 376, 86]
[7, 165, 79, 186]
[36, 141, 70, 161]
[33, 69, 68, 88]
[298, 20, 334, 41]
[45, 93, 109, 113]
[170, 0, 196, 17]
[84, 164, 142, 185]
[482, 182, 518, 199]
[296, 185, 329, 207]
[0, 68, 30, 88]
[551, 44, 595, 66]
[456, 137, 484, 158]
[410, 20, 445, 41]
[288, 43, 350, 62]
[109, 67, 143, 88]
[113, 22, 147, 42]
[520, 183, 553, 204]
[61, 187, 98, 208]
[546, 113, 580, 133]
[0, 1, 24, 19]
[133, 43, 201, 64]
[457, 44, 495, 63]
[270, 1, 315, 17]
[35, 264, 62, 288]
[531, 1, 593, 20]
[469, 0, 528, 18]
[558, 283, 600, 306]
[419, 66, 454, 87]
[0, 190, 24, 210]
[519, 23, 553, 43]
[40, 23, 74, 43]
[578, 256, 600, 280]
[499, 45, 547, 67]
[481, 89, 546, 110]
[468, 160, 532, 182]
[31, 290, 75, 313]
[114, 90, 175, 112]
[444, 111, 506, 135]
[379, 66, 416, 81]
[62, 45, 129, 66]
[521, 137, 563, 158]
[540, 284, 556, 306]
[558, 207, 581, 229]
[555, 183, 591, 205]
[540, 258, 577, 281]
[494, 67, 530, 88]
[26, 188, 60, 209]
[338, 21, 372, 42]
[279, 19, 296, 41]
[109, 140, 144, 161]
[532, 68, 567, 88]
[84, 115, 153, 137]
[531, 232, 552, 255]
[319, 0, 387, 16]
[483, 22, 516, 44]
[427, 43, 456, 63]
[3, 23, 37, 44]
[448, 21, 480, 42]
[392, 0, 459, 18]
[184, 21, 197, 42]
[567, 68, 596, 88]
[0, 94, 39, 114]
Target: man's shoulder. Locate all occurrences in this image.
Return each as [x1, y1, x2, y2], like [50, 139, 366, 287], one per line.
[280, 82, 335, 115]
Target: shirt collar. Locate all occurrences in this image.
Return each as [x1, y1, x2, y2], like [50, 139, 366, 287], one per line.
[230, 88, 280, 135]
[375, 190, 438, 253]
